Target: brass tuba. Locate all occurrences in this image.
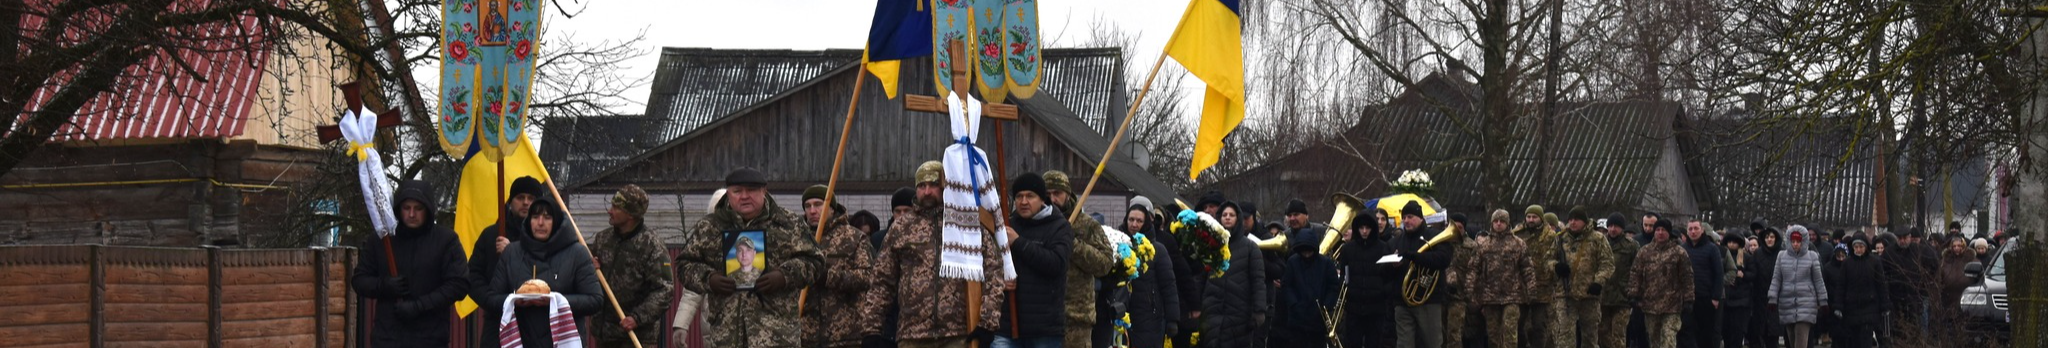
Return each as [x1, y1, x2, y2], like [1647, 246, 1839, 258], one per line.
[1318, 194, 1363, 346]
[1401, 222, 1461, 306]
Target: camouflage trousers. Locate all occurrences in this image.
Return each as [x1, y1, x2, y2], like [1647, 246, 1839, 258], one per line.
[1519, 301, 1568, 348]
[1446, 301, 1467, 348]
[1066, 324, 1091, 348]
[1557, 299, 1601, 348]
[1643, 313, 1682, 348]
[1599, 305, 1633, 348]
[1482, 305, 1521, 348]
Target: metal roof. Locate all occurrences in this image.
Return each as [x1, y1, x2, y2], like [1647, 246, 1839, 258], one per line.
[1206, 74, 1689, 219]
[19, 3, 270, 143]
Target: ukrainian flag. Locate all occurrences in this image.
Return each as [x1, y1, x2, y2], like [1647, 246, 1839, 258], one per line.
[865, 0, 932, 98]
[1164, 0, 1244, 181]
[452, 140, 554, 317]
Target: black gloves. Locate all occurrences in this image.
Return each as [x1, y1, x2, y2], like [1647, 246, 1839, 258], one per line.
[863, 335, 891, 348]
[394, 300, 425, 318]
[387, 276, 413, 298]
[1587, 283, 1602, 296]
[971, 328, 995, 344]
[1554, 262, 1572, 280]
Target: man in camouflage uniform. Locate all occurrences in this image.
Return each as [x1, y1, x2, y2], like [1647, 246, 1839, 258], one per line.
[1599, 213, 1640, 348]
[863, 161, 1007, 348]
[677, 169, 827, 348]
[1441, 213, 1474, 348]
[1042, 170, 1114, 348]
[1462, 209, 1534, 348]
[1629, 220, 1694, 348]
[589, 184, 676, 348]
[1514, 205, 1563, 348]
[1558, 208, 1614, 348]
[799, 185, 875, 348]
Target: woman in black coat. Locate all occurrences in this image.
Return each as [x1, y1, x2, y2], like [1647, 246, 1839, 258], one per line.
[480, 199, 604, 348]
[1117, 205, 1182, 348]
[1200, 209, 1267, 348]
[1750, 226, 1785, 348]
[1831, 237, 1890, 348]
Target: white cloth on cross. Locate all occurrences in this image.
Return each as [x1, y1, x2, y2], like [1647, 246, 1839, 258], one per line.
[940, 94, 1016, 281]
[341, 110, 398, 238]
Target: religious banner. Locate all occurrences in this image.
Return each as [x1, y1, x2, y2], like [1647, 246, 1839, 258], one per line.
[439, 0, 543, 160]
[932, 0, 1039, 103]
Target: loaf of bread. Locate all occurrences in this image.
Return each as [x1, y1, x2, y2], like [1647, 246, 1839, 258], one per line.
[517, 279, 551, 295]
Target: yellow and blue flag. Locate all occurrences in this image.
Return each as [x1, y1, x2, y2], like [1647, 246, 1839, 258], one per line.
[452, 140, 553, 317]
[1164, 0, 1245, 181]
[865, 0, 932, 98]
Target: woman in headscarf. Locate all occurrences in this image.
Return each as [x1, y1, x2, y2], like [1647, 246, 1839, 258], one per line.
[481, 199, 604, 348]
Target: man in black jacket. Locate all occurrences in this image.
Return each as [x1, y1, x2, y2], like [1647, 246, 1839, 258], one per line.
[1276, 224, 1342, 348]
[353, 180, 471, 348]
[1680, 221, 1725, 348]
[996, 173, 1075, 348]
[1338, 212, 1397, 348]
[1394, 201, 1452, 348]
[467, 176, 544, 347]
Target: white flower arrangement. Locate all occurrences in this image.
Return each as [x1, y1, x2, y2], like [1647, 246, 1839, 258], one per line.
[1390, 169, 1437, 197]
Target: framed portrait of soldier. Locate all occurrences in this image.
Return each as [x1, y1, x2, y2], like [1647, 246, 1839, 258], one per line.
[723, 230, 767, 290]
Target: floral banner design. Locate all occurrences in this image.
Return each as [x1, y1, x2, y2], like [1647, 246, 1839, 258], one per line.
[440, 0, 542, 160]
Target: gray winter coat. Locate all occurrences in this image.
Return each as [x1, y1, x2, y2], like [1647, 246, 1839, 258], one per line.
[1769, 228, 1829, 325]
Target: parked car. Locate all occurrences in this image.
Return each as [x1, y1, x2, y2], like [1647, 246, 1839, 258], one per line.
[1959, 245, 2010, 344]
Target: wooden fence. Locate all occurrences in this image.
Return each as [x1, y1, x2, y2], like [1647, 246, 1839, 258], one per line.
[0, 245, 353, 348]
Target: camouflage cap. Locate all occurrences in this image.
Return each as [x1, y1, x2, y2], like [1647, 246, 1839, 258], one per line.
[612, 184, 649, 218]
[916, 161, 944, 185]
[1042, 170, 1072, 193]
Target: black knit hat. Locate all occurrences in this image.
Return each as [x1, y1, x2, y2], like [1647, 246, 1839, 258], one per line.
[1607, 212, 1629, 230]
[509, 176, 547, 200]
[891, 187, 915, 208]
[1449, 212, 1469, 226]
[1401, 201, 1424, 218]
[1198, 190, 1227, 210]
[724, 168, 768, 188]
[1239, 201, 1259, 218]
[1567, 206, 1589, 222]
[1012, 173, 1049, 201]
[1285, 199, 1309, 216]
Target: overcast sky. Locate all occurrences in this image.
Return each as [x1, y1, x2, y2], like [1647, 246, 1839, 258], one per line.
[543, 0, 1193, 110]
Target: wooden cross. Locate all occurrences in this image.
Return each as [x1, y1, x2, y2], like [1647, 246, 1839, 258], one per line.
[316, 81, 399, 143]
[897, 38, 1021, 339]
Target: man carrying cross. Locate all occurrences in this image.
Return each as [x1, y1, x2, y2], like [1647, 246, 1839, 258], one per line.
[865, 161, 1008, 348]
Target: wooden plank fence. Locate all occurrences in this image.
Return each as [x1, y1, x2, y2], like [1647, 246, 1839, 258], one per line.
[0, 245, 353, 348]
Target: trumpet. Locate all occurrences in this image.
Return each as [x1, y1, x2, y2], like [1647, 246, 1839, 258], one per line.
[1401, 223, 1461, 306]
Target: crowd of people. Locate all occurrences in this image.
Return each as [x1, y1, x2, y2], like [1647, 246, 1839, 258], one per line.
[347, 163, 2015, 348]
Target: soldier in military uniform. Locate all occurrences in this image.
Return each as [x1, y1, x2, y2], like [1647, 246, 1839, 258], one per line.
[1558, 208, 1614, 348]
[1462, 209, 1534, 348]
[676, 168, 827, 348]
[1514, 206, 1563, 348]
[1441, 213, 1474, 348]
[588, 184, 676, 348]
[1629, 220, 1695, 348]
[1599, 213, 1640, 348]
[799, 185, 875, 348]
[862, 161, 1007, 348]
[1042, 170, 1115, 348]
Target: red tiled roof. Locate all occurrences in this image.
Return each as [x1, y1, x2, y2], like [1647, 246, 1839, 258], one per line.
[18, 0, 272, 143]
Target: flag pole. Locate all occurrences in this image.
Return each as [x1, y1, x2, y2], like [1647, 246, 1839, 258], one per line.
[1068, 53, 1171, 221]
[539, 181, 645, 348]
[798, 60, 867, 316]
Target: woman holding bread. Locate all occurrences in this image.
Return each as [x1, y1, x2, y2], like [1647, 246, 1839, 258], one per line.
[481, 198, 604, 347]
